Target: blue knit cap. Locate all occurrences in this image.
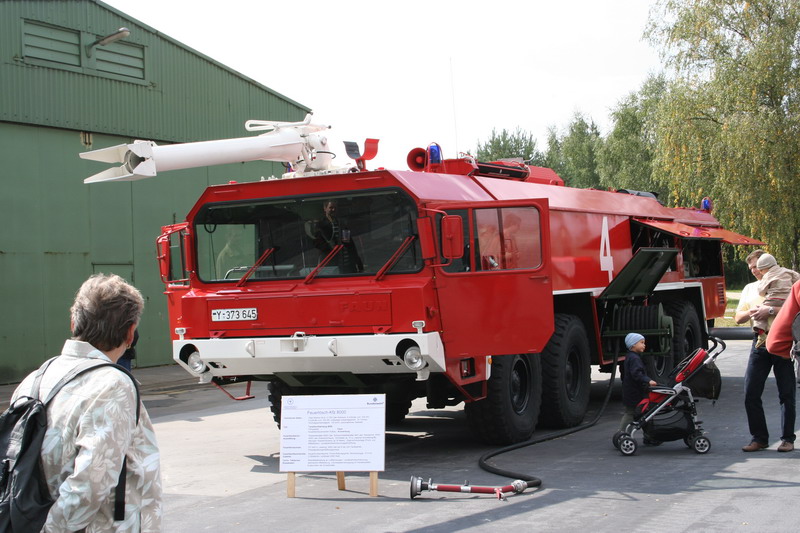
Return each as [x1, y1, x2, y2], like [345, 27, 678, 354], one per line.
[625, 333, 645, 350]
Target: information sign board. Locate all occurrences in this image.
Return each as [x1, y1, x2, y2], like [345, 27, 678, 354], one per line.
[279, 394, 386, 472]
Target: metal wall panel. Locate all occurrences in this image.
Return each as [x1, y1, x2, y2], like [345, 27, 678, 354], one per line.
[0, 0, 311, 382]
[0, 1, 309, 143]
[0, 122, 290, 381]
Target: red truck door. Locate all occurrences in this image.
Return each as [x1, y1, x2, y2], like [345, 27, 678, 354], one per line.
[433, 200, 553, 358]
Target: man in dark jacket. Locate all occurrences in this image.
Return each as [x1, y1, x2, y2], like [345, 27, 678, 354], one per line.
[117, 328, 138, 371]
[619, 332, 657, 431]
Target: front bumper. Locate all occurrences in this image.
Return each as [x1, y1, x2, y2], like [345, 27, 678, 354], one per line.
[173, 332, 446, 379]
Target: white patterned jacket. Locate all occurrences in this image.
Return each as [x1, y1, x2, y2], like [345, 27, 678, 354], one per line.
[12, 340, 162, 533]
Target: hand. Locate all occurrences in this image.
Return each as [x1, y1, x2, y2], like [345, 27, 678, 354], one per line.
[749, 305, 772, 321]
[649, 380, 657, 386]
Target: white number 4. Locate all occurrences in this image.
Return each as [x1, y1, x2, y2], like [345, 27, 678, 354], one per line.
[600, 216, 614, 282]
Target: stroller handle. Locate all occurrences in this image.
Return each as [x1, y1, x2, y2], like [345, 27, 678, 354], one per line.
[707, 335, 726, 359]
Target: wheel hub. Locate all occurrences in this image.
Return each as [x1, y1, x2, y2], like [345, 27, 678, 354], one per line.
[510, 357, 530, 414]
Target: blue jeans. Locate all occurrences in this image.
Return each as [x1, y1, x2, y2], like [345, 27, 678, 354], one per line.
[744, 338, 796, 444]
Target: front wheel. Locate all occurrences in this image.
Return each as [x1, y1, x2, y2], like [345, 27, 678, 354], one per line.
[612, 430, 626, 450]
[386, 398, 412, 424]
[619, 436, 638, 456]
[465, 353, 543, 444]
[267, 380, 297, 427]
[693, 436, 711, 454]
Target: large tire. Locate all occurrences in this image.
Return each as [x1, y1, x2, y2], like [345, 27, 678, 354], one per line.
[647, 301, 702, 379]
[386, 398, 412, 424]
[385, 378, 415, 424]
[267, 381, 301, 428]
[539, 314, 592, 428]
[465, 353, 542, 444]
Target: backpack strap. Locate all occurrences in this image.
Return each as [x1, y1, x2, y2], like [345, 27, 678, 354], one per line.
[114, 456, 128, 521]
[111, 364, 141, 423]
[26, 356, 59, 402]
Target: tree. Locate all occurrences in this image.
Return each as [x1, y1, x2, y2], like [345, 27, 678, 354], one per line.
[559, 113, 602, 189]
[476, 127, 546, 165]
[647, 0, 800, 268]
[543, 126, 565, 177]
[597, 74, 668, 198]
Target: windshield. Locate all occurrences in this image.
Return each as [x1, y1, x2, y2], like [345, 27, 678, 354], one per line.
[194, 189, 423, 281]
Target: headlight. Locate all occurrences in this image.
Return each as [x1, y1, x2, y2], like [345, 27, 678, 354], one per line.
[187, 351, 207, 373]
[403, 346, 426, 371]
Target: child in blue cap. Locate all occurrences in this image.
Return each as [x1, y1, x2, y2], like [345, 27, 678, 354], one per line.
[619, 332, 657, 432]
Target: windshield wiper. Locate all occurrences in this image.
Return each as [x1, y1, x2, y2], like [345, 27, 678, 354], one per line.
[236, 248, 276, 287]
[375, 235, 416, 281]
[304, 244, 343, 285]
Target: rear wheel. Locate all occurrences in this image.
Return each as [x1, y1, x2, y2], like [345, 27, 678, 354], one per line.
[465, 353, 542, 444]
[647, 301, 702, 379]
[539, 314, 592, 428]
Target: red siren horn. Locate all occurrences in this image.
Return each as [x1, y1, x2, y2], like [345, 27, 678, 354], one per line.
[407, 147, 427, 171]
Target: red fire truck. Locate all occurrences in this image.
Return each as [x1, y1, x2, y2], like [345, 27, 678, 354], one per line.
[81, 116, 761, 444]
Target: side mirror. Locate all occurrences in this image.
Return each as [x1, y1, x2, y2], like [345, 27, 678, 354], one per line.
[156, 233, 171, 283]
[156, 224, 190, 284]
[441, 215, 464, 260]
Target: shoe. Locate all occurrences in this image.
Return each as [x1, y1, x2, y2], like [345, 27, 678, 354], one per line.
[777, 440, 794, 452]
[742, 441, 768, 452]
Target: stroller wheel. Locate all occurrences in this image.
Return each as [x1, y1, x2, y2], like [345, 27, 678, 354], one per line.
[612, 431, 626, 450]
[684, 435, 695, 448]
[619, 436, 638, 456]
[693, 436, 711, 454]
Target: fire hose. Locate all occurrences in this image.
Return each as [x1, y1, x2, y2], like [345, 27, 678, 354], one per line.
[410, 339, 623, 500]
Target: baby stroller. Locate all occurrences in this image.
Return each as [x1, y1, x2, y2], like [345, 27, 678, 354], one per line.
[613, 337, 725, 456]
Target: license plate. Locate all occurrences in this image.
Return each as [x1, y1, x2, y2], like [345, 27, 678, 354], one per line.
[211, 308, 258, 321]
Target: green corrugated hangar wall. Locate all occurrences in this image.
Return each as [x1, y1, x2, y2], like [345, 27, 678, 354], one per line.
[0, 0, 310, 382]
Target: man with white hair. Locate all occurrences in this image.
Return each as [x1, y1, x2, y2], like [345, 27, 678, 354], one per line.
[735, 250, 797, 453]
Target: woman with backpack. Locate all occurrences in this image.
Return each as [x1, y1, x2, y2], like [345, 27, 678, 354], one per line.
[7, 274, 162, 532]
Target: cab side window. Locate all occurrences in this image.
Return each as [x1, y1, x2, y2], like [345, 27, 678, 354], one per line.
[475, 207, 541, 271]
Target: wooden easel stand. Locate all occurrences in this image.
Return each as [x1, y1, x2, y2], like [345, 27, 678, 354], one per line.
[286, 471, 379, 498]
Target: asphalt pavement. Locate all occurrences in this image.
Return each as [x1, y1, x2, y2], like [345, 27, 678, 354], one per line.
[151, 339, 799, 532]
[4, 338, 799, 532]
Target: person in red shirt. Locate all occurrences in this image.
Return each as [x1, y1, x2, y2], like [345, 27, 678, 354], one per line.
[767, 280, 800, 358]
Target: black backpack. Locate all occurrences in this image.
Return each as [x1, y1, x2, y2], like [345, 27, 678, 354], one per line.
[0, 357, 139, 533]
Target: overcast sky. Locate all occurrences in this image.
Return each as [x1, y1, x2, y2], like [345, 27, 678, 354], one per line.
[103, 0, 664, 169]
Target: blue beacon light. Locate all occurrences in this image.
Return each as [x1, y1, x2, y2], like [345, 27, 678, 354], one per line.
[427, 144, 442, 165]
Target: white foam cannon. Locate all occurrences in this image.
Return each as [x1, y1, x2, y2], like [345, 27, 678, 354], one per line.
[80, 114, 336, 183]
